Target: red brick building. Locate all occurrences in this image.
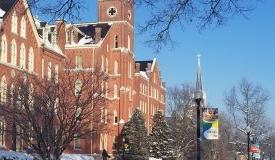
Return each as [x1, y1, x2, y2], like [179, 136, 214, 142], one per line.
[0, 0, 165, 155]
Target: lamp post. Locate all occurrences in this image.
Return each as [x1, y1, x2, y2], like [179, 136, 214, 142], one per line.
[195, 90, 203, 160]
[195, 54, 203, 160]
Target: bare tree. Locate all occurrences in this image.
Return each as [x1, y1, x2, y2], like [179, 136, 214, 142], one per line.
[166, 84, 197, 160]
[25, 0, 263, 52]
[0, 67, 108, 160]
[137, 0, 261, 52]
[28, 0, 84, 21]
[224, 78, 271, 159]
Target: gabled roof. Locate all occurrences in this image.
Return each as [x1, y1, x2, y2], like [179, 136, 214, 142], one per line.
[0, 0, 17, 16]
[135, 60, 153, 71]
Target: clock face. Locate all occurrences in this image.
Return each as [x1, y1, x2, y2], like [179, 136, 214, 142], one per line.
[108, 7, 117, 17]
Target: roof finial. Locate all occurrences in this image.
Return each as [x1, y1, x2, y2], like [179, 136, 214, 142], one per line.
[197, 54, 201, 67]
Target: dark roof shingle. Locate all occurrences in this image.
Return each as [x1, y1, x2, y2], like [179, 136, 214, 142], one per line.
[135, 60, 153, 71]
[76, 23, 111, 40]
[0, 0, 17, 14]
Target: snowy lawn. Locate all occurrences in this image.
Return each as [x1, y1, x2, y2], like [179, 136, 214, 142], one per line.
[61, 154, 95, 160]
[0, 150, 96, 160]
[0, 150, 33, 160]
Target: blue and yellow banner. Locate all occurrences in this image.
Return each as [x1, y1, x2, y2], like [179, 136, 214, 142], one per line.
[202, 108, 219, 140]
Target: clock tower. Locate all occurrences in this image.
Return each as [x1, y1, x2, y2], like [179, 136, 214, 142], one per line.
[98, 0, 134, 26]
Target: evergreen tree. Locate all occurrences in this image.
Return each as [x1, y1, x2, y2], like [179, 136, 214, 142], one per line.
[121, 109, 149, 159]
[149, 111, 175, 160]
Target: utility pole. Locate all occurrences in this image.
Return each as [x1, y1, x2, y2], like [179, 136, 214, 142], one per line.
[195, 54, 203, 160]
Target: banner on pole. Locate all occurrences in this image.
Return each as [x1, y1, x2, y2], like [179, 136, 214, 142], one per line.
[202, 108, 219, 140]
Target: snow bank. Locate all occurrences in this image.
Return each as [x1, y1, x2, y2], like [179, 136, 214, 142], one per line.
[61, 154, 95, 160]
[0, 150, 33, 160]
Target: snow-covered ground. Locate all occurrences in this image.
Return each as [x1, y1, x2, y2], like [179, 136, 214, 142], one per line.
[0, 150, 96, 160]
[61, 154, 95, 160]
[0, 150, 33, 160]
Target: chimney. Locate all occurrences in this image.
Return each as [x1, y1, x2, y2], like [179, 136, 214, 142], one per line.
[95, 27, 102, 43]
[147, 63, 152, 71]
[55, 20, 66, 53]
[135, 63, 140, 72]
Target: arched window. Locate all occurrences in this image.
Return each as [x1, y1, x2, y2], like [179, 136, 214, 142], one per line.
[1, 35, 7, 63]
[75, 80, 82, 96]
[114, 110, 118, 124]
[29, 83, 34, 107]
[0, 76, 7, 104]
[101, 56, 104, 71]
[11, 39, 17, 66]
[114, 35, 118, 48]
[0, 119, 5, 146]
[47, 61, 52, 80]
[20, 43, 26, 69]
[114, 61, 118, 75]
[100, 133, 104, 150]
[28, 47, 34, 72]
[104, 108, 108, 123]
[128, 35, 130, 50]
[41, 58, 44, 79]
[114, 84, 117, 98]
[10, 84, 14, 106]
[20, 17, 26, 38]
[128, 62, 132, 78]
[11, 12, 18, 34]
[55, 65, 59, 83]
[99, 133, 108, 151]
[74, 133, 81, 150]
[104, 133, 108, 149]
[105, 58, 108, 73]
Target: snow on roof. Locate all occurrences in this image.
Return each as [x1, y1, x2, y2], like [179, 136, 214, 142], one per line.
[78, 36, 94, 45]
[41, 38, 64, 56]
[0, 8, 5, 17]
[139, 71, 148, 79]
[34, 16, 41, 27]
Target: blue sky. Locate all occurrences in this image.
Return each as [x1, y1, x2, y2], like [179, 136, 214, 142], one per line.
[61, 0, 275, 122]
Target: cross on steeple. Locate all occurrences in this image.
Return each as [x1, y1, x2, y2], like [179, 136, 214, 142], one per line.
[108, 7, 117, 16]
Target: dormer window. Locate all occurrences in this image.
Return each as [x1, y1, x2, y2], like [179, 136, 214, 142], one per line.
[66, 30, 72, 44]
[108, 7, 117, 17]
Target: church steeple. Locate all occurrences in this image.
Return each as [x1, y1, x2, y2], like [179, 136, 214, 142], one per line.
[195, 54, 207, 106]
[196, 54, 203, 93]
